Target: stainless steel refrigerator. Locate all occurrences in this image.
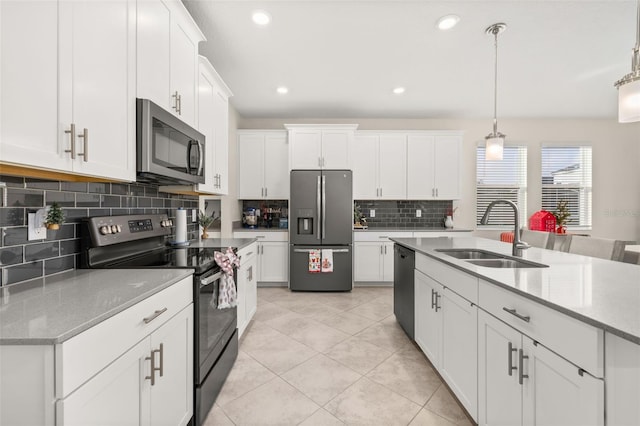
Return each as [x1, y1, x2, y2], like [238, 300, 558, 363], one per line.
[289, 169, 353, 291]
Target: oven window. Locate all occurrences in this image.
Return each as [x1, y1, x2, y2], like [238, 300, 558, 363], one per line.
[198, 271, 236, 368]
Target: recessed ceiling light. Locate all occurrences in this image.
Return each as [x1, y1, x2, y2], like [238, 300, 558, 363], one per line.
[252, 10, 271, 26]
[277, 86, 289, 94]
[437, 14, 460, 30]
[393, 87, 405, 94]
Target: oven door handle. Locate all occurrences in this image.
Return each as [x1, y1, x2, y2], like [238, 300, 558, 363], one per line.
[201, 271, 223, 287]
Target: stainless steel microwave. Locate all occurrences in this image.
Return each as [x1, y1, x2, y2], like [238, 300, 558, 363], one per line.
[136, 98, 206, 185]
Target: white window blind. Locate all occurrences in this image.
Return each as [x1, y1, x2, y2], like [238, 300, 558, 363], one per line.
[476, 146, 527, 227]
[541, 146, 592, 228]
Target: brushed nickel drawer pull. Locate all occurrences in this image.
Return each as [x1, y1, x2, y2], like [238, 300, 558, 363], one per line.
[143, 307, 168, 324]
[518, 349, 529, 385]
[77, 128, 88, 161]
[503, 307, 530, 323]
[508, 342, 517, 376]
[64, 123, 76, 159]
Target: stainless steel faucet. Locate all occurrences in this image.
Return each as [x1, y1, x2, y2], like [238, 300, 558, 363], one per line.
[480, 199, 530, 257]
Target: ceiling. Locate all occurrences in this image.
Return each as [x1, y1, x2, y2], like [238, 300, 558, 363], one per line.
[182, 0, 636, 119]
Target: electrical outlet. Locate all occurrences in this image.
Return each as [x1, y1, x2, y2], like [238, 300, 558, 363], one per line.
[370, 209, 375, 218]
[192, 209, 197, 222]
[416, 209, 422, 218]
[28, 210, 47, 240]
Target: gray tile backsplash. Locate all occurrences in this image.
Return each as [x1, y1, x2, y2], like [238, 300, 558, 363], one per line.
[0, 175, 199, 287]
[354, 200, 454, 228]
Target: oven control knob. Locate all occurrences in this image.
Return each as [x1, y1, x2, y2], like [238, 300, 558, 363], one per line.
[100, 226, 110, 235]
[168, 219, 173, 226]
[161, 220, 167, 227]
[111, 225, 119, 234]
[116, 225, 122, 233]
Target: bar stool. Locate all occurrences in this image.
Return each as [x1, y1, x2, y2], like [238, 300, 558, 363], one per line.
[567, 235, 627, 261]
[520, 229, 554, 249]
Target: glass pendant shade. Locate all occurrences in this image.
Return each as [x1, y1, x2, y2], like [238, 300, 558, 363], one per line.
[485, 135, 504, 160]
[618, 78, 640, 123]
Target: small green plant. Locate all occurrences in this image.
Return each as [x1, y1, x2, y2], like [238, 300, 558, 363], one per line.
[198, 210, 214, 229]
[45, 202, 65, 229]
[553, 200, 571, 228]
[353, 205, 363, 224]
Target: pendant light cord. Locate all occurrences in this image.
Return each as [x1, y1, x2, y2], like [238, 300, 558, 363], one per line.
[493, 27, 499, 135]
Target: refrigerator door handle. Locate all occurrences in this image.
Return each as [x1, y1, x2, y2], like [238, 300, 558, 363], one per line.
[316, 176, 321, 240]
[322, 175, 326, 239]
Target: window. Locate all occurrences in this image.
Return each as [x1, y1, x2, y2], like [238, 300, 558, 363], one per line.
[541, 146, 592, 229]
[476, 146, 527, 227]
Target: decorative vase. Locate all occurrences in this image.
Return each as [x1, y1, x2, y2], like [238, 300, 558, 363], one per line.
[444, 215, 454, 229]
[201, 230, 209, 239]
[46, 223, 60, 230]
[556, 225, 566, 234]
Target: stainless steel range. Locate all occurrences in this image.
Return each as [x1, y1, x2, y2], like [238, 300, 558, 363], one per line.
[80, 214, 237, 426]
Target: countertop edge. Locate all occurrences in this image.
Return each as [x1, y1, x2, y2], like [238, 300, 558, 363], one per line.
[391, 238, 640, 346]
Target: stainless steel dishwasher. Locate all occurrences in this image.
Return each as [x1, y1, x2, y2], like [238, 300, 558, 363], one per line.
[394, 244, 415, 339]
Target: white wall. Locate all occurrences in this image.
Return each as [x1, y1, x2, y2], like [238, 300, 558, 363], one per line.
[237, 116, 640, 241]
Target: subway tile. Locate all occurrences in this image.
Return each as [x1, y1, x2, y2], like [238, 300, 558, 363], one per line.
[62, 208, 88, 221]
[0, 209, 25, 226]
[88, 209, 111, 218]
[111, 209, 130, 215]
[76, 193, 101, 207]
[60, 182, 87, 192]
[45, 255, 75, 276]
[7, 188, 44, 208]
[0, 246, 23, 266]
[101, 195, 120, 208]
[137, 197, 152, 208]
[111, 183, 129, 195]
[144, 186, 158, 197]
[60, 239, 81, 255]
[46, 224, 75, 241]
[129, 185, 145, 196]
[25, 242, 59, 261]
[46, 191, 75, 207]
[2, 227, 28, 246]
[122, 197, 137, 208]
[3, 261, 43, 285]
[88, 182, 109, 194]
[130, 208, 145, 215]
[25, 179, 59, 190]
[152, 198, 165, 207]
[0, 175, 25, 188]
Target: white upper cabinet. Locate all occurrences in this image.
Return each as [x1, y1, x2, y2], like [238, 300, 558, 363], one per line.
[407, 133, 462, 200]
[137, 0, 204, 128]
[286, 124, 357, 169]
[1, 0, 136, 181]
[197, 56, 232, 195]
[353, 132, 407, 199]
[238, 131, 289, 199]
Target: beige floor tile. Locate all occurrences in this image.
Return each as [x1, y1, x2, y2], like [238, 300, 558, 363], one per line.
[290, 301, 344, 318]
[252, 301, 292, 322]
[238, 321, 282, 352]
[313, 311, 376, 335]
[243, 328, 317, 375]
[257, 287, 290, 301]
[366, 349, 441, 405]
[215, 351, 277, 406]
[202, 404, 234, 426]
[325, 377, 422, 426]
[288, 320, 351, 352]
[281, 354, 362, 405]
[424, 385, 471, 425]
[299, 408, 345, 426]
[409, 408, 458, 426]
[347, 299, 394, 321]
[355, 321, 413, 353]
[264, 311, 316, 335]
[222, 377, 320, 426]
[324, 337, 393, 375]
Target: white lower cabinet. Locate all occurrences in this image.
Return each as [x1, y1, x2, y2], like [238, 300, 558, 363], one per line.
[354, 242, 394, 282]
[234, 232, 289, 285]
[236, 243, 257, 337]
[414, 269, 477, 420]
[478, 309, 604, 426]
[605, 332, 640, 426]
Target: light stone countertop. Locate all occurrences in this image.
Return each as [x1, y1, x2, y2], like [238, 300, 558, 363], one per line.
[0, 269, 193, 345]
[391, 237, 640, 345]
[354, 228, 473, 232]
[189, 238, 257, 250]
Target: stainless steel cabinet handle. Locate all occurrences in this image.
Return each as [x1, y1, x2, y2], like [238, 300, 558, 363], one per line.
[77, 128, 89, 161]
[158, 343, 164, 378]
[380, 245, 383, 255]
[261, 187, 264, 197]
[508, 342, 517, 376]
[435, 292, 441, 312]
[436, 188, 438, 197]
[503, 307, 531, 323]
[518, 349, 529, 385]
[172, 91, 179, 112]
[247, 265, 253, 281]
[145, 346, 162, 386]
[177, 93, 182, 114]
[318, 157, 322, 167]
[380, 187, 383, 197]
[265, 187, 268, 197]
[384, 245, 387, 255]
[143, 307, 168, 324]
[64, 123, 76, 159]
[431, 289, 436, 309]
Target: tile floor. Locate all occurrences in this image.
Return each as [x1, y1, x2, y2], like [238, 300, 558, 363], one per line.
[204, 287, 474, 426]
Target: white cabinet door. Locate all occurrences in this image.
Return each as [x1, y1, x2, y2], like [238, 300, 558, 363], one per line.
[238, 249, 257, 337]
[149, 306, 193, 426]
[245, 253, 258, 321]
[169, 13, 199, 127]
[238, 133, 265, 199]
[381, 242, 395, 282]
[211, 85, 230, 194]
[352, 135, 378, 199]
[321, 130, 350, 169]
[354, 242, 383, 282]
[522, 336, 604, 426]
[414, 270, 441, 367]
[433, 136, 461, 199]
[606, 333, 640, 426]
[406, 134, 435, 199]
[440, 288, 477, 421]
[59, 0, 135, 181]
[259, 242, 288, 282]
[0, 1, 70, 171]
[136, 0, 171, 110]
[378, 134, 407, 199]
[57, 339, 148, 426]
[478, 310, 523, 426]
[196, 58, 217, 194]
[263, 134, 289, 199]
[290, 131, 321, 169]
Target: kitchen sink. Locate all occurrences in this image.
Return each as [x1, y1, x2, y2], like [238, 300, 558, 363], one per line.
[435, 248, 548, 269]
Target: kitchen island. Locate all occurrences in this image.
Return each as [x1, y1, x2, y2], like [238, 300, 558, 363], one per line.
[392, 236, 640, 426]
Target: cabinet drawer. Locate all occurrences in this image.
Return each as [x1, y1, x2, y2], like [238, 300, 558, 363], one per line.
[354, 231, 412, 242]
[234, 231, 288, 242]
[55, 276, 193, 397]
[478, 280, 603, 377]
[416, 254, 477, 304]
[237, 242, 258, 260]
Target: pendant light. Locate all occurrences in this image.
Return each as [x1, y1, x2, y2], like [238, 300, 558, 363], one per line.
[614, 0, 640, 123]
[485, 23, 507, 160]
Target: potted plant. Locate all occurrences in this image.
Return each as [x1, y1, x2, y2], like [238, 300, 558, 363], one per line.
[552, 200, 571, 234]
[45, 202, 65, 230]
[198, 210, 214, 239]
[353, 205, 367, 228]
